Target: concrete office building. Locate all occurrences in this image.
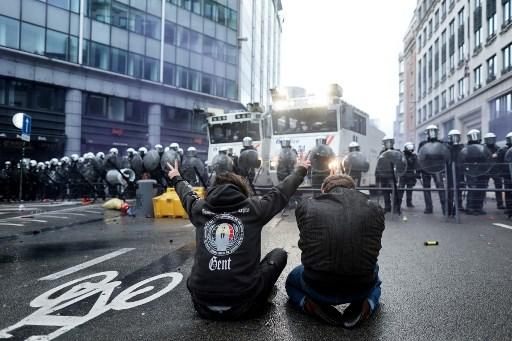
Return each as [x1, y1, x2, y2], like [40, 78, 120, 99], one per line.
[411, 0, 512, 143]
[0, 0, 283, 162]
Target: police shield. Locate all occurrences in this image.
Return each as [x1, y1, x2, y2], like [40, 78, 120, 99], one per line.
[130, 154, 144, 176]
[458, 144, 492, 177]
[376, 150, 406, 179]
[342, 151, 370, 173]
[504, 147, 512, 163]
[160, 149, 179, 171]
[143, 150, 160, 172]
[309, 145, 335, 172]
[238, 149, 261, 174]
[417, 141, 451, 174]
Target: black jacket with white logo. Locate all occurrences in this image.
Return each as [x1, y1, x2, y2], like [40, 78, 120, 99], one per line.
[173, 167, 307, 306]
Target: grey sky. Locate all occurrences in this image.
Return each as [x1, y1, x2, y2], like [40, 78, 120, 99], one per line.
[280, 0, 417, 136]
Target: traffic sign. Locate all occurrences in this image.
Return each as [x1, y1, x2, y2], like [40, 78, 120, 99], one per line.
[22, 114, 32, 135]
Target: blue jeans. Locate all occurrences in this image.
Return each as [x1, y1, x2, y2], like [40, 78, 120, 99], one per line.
[285, 264, 382, 314]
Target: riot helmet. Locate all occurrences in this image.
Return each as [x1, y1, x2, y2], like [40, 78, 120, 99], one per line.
[466, 129, 481, 143]
[219, 147, 228, 155]
[60, 157, 70, 165]
[316, 137, 327, 146]
[425, 124, 439, 141]
[109, 148, 119, 156]
[84, 152, 94, 160]
[29, 160, 37, 167]
[154, 144, 163, 153]
[506, 132, 512, 146]
[138, 147, 147, 157]
[403, 142, 415, 152]
[127, 148, 136, 156]
[242, 137, 253, 148]
[78, 157, 84, 163]
[164, 146, 170, 153]
[37, 162, 45, 169]
[170, 143, 180, 151]
[178, 148, 184, 156]
[187, 146, 197, 157]
[5, 161, 11, 167]
[96, 152, 105, 160]
[50, 158, 59, 166]
[44, 161, 50, 167]
[281, 138, 292, 148]
[72, 154, 80, 162]
[447, 129, 462, 145]
[382, 137, 394, 150]
[483, 132, 497, 146]
[348, 141, 360, 152]
[227, 147, 234, 156]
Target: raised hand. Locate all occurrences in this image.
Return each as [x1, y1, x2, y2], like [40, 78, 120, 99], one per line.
[167, 160, 180, 180]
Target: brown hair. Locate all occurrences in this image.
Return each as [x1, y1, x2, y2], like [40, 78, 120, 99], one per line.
[212, 172, 253, 197]
[321, 174, 356, 193]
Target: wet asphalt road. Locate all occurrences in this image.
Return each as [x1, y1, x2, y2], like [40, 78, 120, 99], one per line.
[0, 197, 511, 341]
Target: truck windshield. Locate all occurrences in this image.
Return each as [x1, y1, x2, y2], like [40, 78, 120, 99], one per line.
[209, 121, 261, 144]
[272, 108, 338, 135]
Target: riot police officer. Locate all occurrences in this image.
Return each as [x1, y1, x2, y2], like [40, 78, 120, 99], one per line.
[212, 147, 234, 174]
[464, 129, 488, 215]
[277, 138, 298, 181]
[1, 161, 14, 201]
[309, 137, 336, 188]
[181, 147, 205, 186]
[484, 132, 504, 209]
[238, 137, 261, 185]
[499, 132, 512, 215]
[399, 142, 418, 208]
[376, 137, 401, 213]
[418, 125, 446, 214]
[447, 129, 465, 214]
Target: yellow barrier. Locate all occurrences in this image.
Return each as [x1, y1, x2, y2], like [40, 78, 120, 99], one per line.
[153, 187, 206, 218]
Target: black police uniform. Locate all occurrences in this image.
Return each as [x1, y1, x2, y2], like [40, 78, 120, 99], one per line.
[447, 143, 465, 215]
[418, 140, 446, 214]
[486, 143, 504, 209]
[398, 150, 418, 208]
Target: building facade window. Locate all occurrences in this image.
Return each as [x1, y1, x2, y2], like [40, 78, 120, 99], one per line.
[457, 8, 465, 64]
[85, 93, 107, 118]
[474, 65, 482, 89]
[503, 43, 512, 73]
[108, 97, 125, 121]
[434, 96, 439, 114]
[449, 20, 455, 70]
[505, 0, 512, 24]
[428, 101, 433, 118]
[0, 15, 20, 49]
[487, 54, 497, 81]
[441, 29, 447, 78]
[441, 0, 447, 18]
[458, 78, 465, 98]
[434, 39, 439, 85]
[110, 48, 128, 74]
[163, 63, 175, 86]
[20, 23, 45, 55]
[449, 84, 455, 103]
[487, 0, 497, 37]
[441, 90, 447, 109]
[128, 53, 143, 78]
[143, 57, 159, 82]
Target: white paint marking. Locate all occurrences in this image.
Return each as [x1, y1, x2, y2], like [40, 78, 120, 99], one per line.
[0, 222, 25, 227]
[38, 248, 136, 281]
[39, 215, 69, 219]
[12, 218, 47, 223]
[82, 210, 102, 214]
[0, 271, 183, 340]
[64, 212, 86, 216]
[493, 223, 512, 231]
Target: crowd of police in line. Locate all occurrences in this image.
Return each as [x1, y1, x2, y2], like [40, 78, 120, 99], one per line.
[0, 137, 266, 203]
[375, 126, 512, 217]
[0, 142, 202, 202]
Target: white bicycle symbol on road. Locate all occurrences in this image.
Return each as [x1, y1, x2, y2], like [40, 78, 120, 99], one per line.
[0, 271, 183, 340]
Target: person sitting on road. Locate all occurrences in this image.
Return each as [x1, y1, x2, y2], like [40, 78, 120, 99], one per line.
[285, 174, 385, 328]
[166, 156, 310, 320]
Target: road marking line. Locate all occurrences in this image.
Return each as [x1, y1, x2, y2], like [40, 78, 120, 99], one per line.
[39, 215, 69, 219]
[64, 212, 86, 216]
[82, 210, 102, 214]
[12, 218, 47, 223]
[0, 222, 25, 226]
[38, 248, 136, 281]
[493, 223, 512, 231]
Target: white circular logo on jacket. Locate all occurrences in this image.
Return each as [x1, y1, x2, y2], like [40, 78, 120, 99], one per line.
[203, 214, 244, 256]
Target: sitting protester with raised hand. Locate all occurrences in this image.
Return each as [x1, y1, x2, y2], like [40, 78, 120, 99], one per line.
[286, 174, 385, 328]
[166, 156, 310, 320]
